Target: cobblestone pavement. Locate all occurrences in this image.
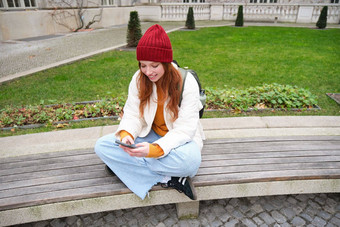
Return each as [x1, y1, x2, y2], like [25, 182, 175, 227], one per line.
[17, 193, 340, 227]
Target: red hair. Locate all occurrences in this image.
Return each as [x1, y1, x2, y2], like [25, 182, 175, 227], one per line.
[137, 62, 182, 121]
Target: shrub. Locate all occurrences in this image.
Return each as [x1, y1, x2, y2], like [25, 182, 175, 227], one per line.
[185, 7, 195, 29]
[316, 6, 328, 29]
[126, 11, 142, 47]
[205, 84, 318, 112]
[235, 5, 244, 27]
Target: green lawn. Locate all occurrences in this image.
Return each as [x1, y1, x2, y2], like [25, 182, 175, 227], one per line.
[0, 26, 339, 136]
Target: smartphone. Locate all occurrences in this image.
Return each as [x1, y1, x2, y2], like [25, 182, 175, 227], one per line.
[115, 139, 137, 149]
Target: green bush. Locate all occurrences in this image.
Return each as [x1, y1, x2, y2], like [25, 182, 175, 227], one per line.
[185, 7, 195, 29]
[126, 11, 142, 47]
[316, 6, 328, 29]
[235, 5, 244, 27]
[206, 83, 318, 112]
[0, 97, 125, 128]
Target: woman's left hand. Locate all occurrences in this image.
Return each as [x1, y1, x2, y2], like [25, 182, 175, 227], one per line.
[124, 142, 150, 157]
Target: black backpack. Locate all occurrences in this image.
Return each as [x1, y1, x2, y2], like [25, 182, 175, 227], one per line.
[174, 60, 206, 118]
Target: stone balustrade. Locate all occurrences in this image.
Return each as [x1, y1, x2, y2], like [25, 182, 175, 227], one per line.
[154, 3, 340, 23]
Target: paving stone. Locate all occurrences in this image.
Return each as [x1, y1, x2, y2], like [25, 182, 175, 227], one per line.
[315, 195, 327, 206]
[155, 223, 166, 227]
[241, 218, 257, 227]
[211, 219, 224, 227]
[50, 219, 66, 227]
[271, 210, 287, 224]
[300, 213, 313, 222]
[292, 216, 306, 227]
[239, 204, 251, 214]
[229, 198, 240, 207]
[330, 216, 340, 226]
[259, 224, 269, 227]
[32, 221, 49, 227]
[312, 216, 327, 227]
[309, 200, 322, 210]
[219, 213, 232, 222]
[287, 196, 298, 205]
[263, 202, 275, 212]
[259, 212, 276, 225]
[281, 207, 296, 220]
[232, 210, 245, 219]
[163, 217, 177, 226]
[318, 210, 332, 220]
[325, 223, 336, 227]
[211, 204, 226, 216]
[296, 195, 309, 202]
[252, 217, 264, 225]
[245, 209, 257, 218]
[103, 213, 115, 223]
[280, 223, 292, 227]
[251, 204, 264, 213]
[224, 219, 239, 227]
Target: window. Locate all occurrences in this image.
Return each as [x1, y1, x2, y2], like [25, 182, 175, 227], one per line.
[183, 0, 205, 3]
[250, 0, 277, 3]
[331, 0, 339, 3]
[7, 0, 20, 7]
[1, 0, 37, 9]
[102, 0, 115, 5]
[24, 0, 35, 7]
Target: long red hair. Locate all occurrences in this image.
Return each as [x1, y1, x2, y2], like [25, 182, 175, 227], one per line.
[138, 62, 182, 121]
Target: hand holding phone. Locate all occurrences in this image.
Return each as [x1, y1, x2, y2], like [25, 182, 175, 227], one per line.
[115, 139, 136, 149]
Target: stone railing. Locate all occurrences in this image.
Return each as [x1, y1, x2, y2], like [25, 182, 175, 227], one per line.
[153, 3, 340, 23]
[223, 3, 339, 23]
[161, 3, 211, 21]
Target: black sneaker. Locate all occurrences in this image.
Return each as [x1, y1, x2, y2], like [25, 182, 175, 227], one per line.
[105, 165, 115, 176]
[162, 177, 197, 200]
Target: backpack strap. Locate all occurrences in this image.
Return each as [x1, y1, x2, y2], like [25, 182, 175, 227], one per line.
[178, 68, 187, 107]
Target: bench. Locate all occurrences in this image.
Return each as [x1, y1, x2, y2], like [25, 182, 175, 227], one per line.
[1, 135, 339, 226]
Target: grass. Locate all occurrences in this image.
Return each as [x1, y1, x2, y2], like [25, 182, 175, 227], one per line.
[1, 26, 339, 136]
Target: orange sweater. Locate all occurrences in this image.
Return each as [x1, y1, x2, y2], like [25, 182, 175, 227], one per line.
[120, 86, 167, 158]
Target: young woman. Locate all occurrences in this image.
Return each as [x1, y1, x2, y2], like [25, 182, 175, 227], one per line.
[95, 24, 205, 200]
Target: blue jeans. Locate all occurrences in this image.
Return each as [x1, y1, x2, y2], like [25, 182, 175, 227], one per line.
[95, 129, 201, 200]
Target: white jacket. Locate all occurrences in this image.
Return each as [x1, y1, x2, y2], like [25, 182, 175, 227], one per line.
[116, 63, 205, 158]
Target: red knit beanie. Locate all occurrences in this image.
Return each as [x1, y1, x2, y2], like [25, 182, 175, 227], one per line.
[137, 24, 173, 63]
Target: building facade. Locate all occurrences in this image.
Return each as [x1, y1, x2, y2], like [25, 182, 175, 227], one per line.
[0, 0, 339, 41]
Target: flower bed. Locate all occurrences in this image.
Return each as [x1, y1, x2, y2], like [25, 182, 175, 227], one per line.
[0, 84, 319, 130]
[0, 98, 125, 129]
[205, 83, 318, 112]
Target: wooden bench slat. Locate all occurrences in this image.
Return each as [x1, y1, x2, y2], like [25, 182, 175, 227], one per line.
[1, 153, 97, 170]
[0, 149, 93, 164]
[197, 162, 340, 175]
[0, 157, 102, 176]
[202, 143, 340, 154]
[0, 167, 109, 191]
[0, 182, 130, 211]
[1, 175, 120, 199]
[202, 150, 340, 161]
[202, 136, 340, 145]
[194, 169, 340, 186]
[199, 155, 340, 168]
[0, 164, 103, 183]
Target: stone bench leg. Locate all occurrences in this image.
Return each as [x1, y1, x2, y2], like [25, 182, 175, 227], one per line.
[176, 201, 199, 219]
